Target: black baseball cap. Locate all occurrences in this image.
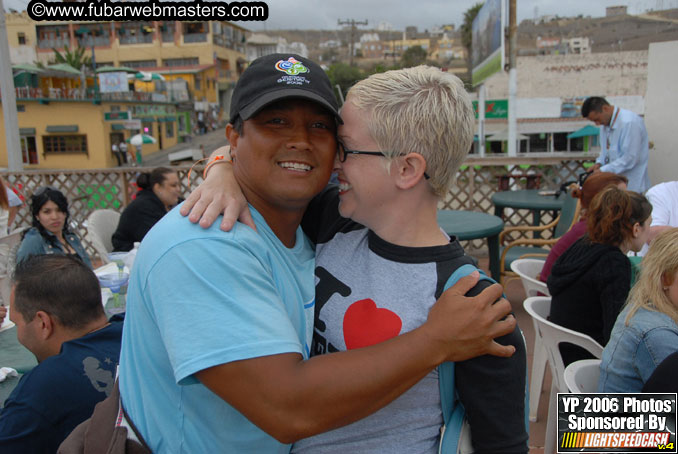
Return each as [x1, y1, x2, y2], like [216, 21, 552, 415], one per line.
[229, 53, 342, 124]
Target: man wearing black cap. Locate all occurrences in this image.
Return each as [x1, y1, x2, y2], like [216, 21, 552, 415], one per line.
[115, 54, 516, 453]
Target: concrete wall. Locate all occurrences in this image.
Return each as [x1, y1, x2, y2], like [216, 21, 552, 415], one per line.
[483, 50, 648, 99]
[644, 40, 678, 186]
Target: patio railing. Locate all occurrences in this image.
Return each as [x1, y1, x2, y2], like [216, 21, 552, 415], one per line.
[1, 153, 596, 261]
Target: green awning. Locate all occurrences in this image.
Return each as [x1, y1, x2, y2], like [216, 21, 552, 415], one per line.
[96, 65, 137, 74]
[46, 125, 79, 133]
[111, 124, 126, 131]
[45, 63, 83, 77]
[156, 116, 177, 122]
[20, 128, 36, 135]
[12, 63, 44, 74]
[567, 125, 599, 139]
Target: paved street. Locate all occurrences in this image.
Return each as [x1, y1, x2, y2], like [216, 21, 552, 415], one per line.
[142, 127, 229, 168]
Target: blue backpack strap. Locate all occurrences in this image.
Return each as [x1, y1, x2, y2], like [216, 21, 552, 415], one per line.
[439, 264, 496, 454]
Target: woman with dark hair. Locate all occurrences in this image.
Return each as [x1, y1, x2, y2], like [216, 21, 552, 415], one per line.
[539, 172, 628, 282]
[112, 167, 181, 252]
[547, 186, 652, 366]
[16, 186, 92, 268]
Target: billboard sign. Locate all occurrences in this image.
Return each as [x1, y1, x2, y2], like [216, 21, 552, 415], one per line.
[98, 72, 129, 93]
[471, 0, 505, 86]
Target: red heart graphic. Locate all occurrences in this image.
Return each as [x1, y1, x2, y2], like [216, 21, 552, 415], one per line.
[343, 299, 402, 350]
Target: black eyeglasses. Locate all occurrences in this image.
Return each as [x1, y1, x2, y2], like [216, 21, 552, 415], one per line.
[578, 171, 593, 187]
[336, 141, 430, 179]
[336, 141, 386, 163]
[33, 186, 58, 197]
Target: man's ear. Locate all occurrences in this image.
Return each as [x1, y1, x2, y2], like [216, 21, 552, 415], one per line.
[394, 153, 428, 190]
[225, 124, 240, 160]
[34, 310, 55, 340]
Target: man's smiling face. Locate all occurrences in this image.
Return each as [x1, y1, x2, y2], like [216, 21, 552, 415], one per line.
[228, 98, 337, 215]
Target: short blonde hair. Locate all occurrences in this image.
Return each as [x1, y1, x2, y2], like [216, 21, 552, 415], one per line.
[625, 228, 678, 325]
[346, 66, 474, 196]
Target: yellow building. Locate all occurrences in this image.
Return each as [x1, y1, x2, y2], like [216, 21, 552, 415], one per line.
[9, 17, 249, 100]
[159, 65, 219, 104]
[384, 38, 432, 59]
[3, 13, 248, 169]
[430, 37, 466, 62]
[0, 92, 180, 169]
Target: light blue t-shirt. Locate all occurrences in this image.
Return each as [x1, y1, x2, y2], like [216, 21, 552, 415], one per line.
[119, 205, 315, 453]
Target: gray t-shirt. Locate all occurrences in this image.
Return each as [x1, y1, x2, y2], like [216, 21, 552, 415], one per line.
[292, 228, 443, 454]
[295, 186, 529, 454]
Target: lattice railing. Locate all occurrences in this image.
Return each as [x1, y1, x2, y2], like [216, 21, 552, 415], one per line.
[2, 153, 596, 261]
[2, 166, 203, 261]
[437, 154, 596, 251]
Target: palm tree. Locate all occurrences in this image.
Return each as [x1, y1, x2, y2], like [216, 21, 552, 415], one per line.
[51, 46, 92, 96]
[51, 45, 91, 71]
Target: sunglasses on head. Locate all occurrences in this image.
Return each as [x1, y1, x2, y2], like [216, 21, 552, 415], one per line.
[33, 186, 58, 197]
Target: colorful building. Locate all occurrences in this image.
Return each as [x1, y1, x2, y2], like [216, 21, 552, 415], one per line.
[2, 13, 248, 169]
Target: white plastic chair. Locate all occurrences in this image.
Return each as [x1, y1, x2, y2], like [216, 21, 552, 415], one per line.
[523, 296, 603, 454]
[511, 258, 550, 423]
[511, 258, 549, 297]
[85, 209, 121, 264]
[564, 359, 601, 393]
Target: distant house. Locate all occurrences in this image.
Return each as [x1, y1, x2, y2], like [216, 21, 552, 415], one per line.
[606, 6, 628, 17]
[319, 40, 342, 49]
[246, 33, 309, 60]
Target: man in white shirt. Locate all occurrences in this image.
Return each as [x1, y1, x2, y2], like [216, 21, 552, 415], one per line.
[111, 142, 121, 166]
[639, 180, 678, 255]
[582, 96, 650, 193]
[118, 141, 128, 165]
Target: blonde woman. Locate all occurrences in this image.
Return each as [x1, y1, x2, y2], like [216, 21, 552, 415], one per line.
[598, 227, 678, 392]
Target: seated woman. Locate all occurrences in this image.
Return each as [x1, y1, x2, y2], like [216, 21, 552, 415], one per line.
[0, 176, 22, 235]
[599, 228, 678, 392]
[539, 172, 627, 282]
[547, 186, 652, 366]
[16, 187, 92, 268]
[112, 167, 181, 252]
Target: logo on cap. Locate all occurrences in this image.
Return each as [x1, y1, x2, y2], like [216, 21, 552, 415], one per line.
[275, 57, 309, 76]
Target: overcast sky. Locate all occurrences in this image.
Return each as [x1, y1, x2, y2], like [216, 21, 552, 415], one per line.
[232, 0, 678, 31]
[4, 0, 678, 30]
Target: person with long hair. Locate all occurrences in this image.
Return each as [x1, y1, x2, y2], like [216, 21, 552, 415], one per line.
[539, 172, 628, 282]
[111, 167, 181, 252]
[16, 187, 92, 268]
[0, 178, 9, 235]
[547, 186, 652, 366]
[599, 228, 678, 392]
[0, 176, 22, 235]
[0, 177, 11, 322]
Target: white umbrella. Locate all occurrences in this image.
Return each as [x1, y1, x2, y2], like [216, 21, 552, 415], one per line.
[127, 134, 157, 146]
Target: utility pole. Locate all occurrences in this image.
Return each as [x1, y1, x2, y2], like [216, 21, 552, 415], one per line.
[0, 0, 23, 171]
[507, 0, 518, 157]
[337, 18, 367, 66]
